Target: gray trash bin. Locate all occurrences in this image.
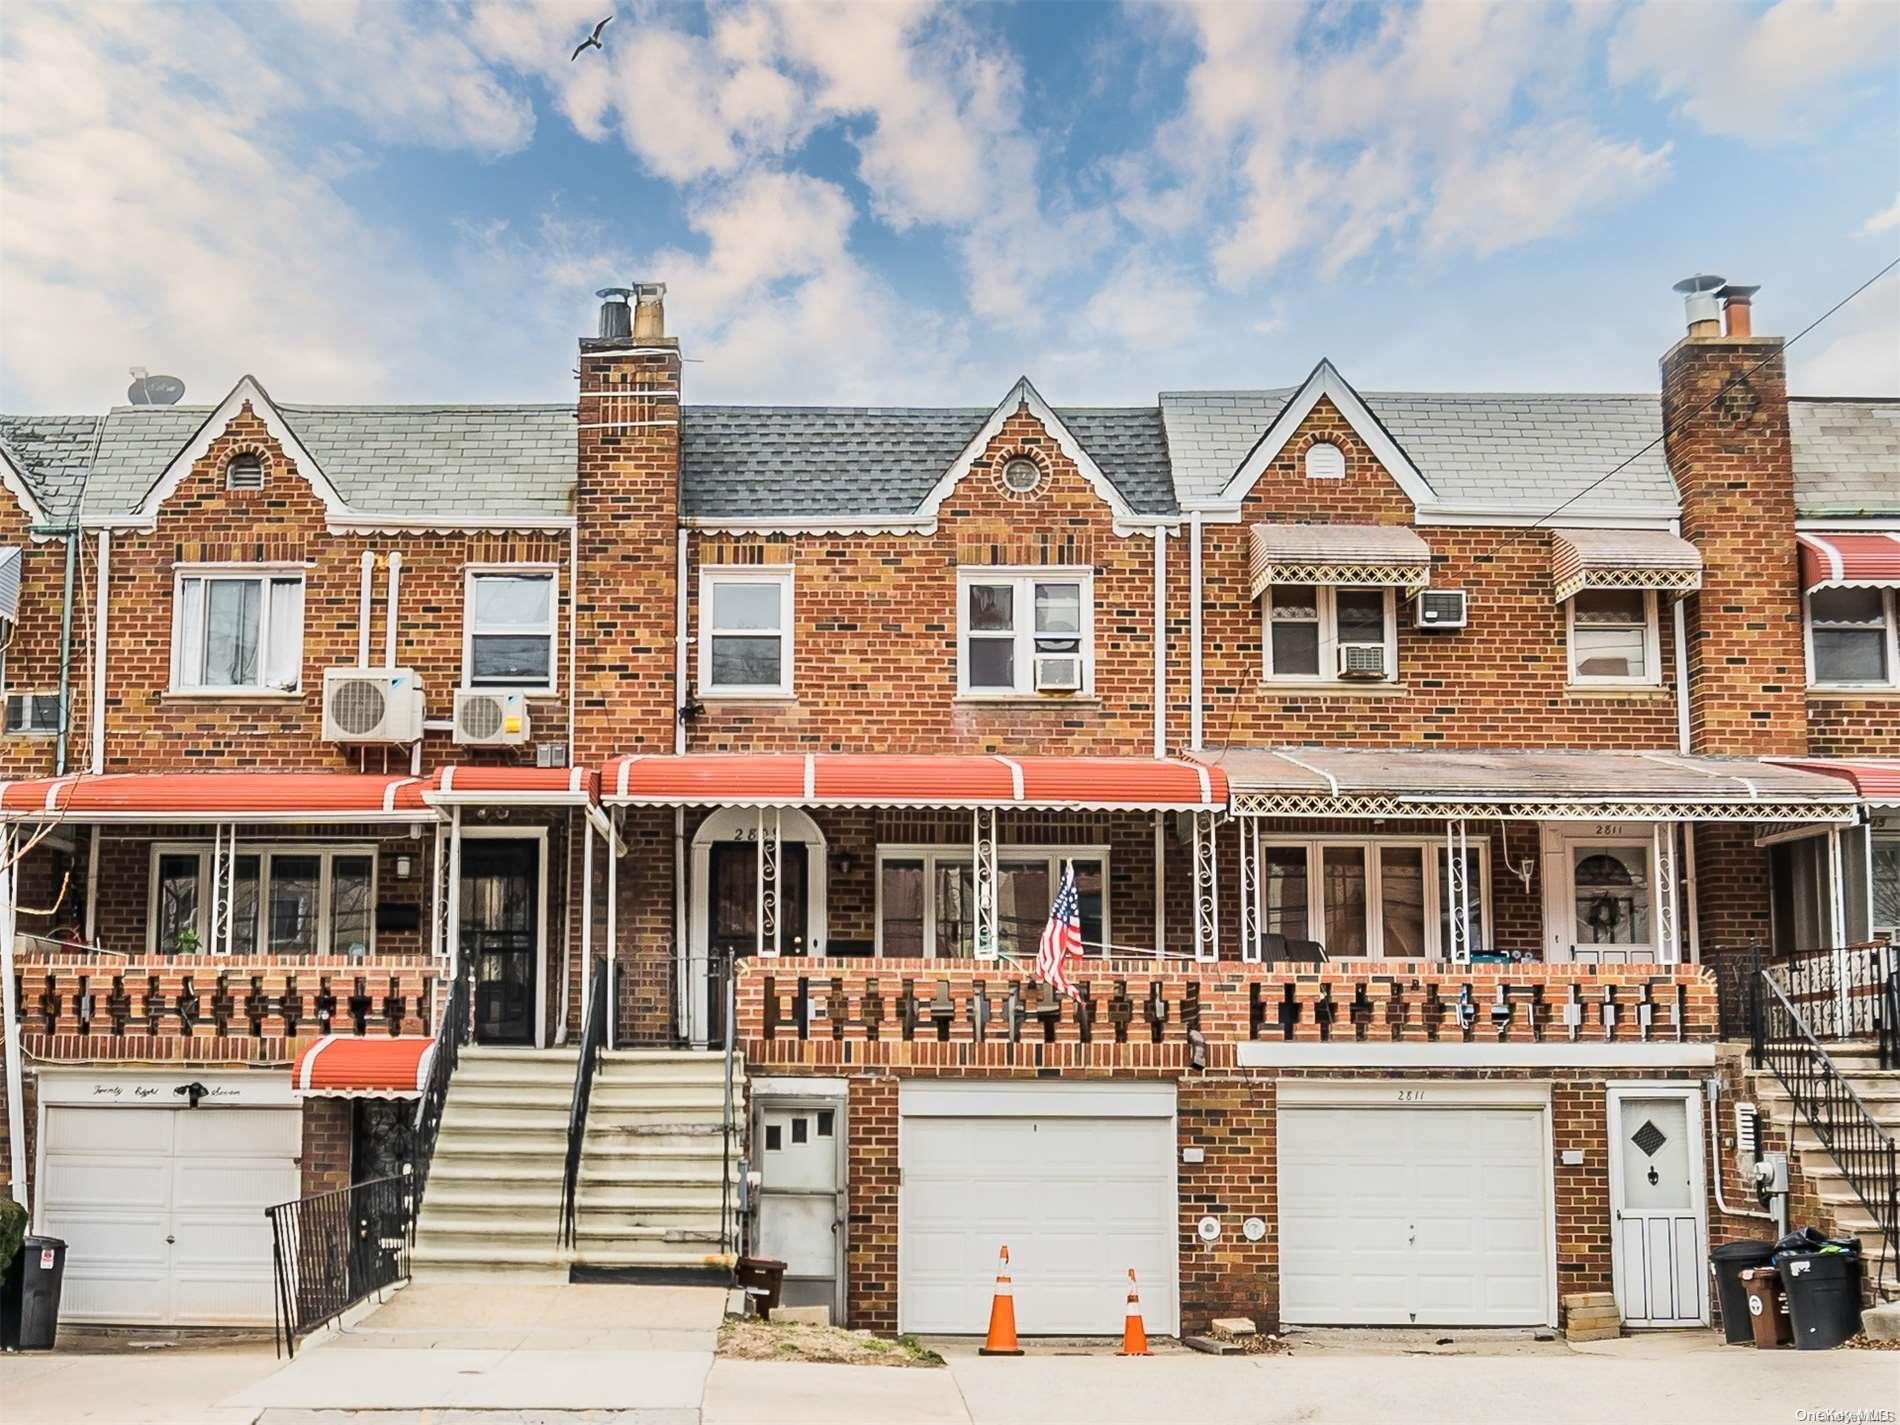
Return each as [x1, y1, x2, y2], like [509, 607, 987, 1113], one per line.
[1, 1236, 67, 1351]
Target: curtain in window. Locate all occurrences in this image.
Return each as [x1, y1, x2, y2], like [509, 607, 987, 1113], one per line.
[265, 579, 303, 689]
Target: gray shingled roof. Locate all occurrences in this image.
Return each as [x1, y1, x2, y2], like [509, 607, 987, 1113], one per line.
[680, 405, 1177, 518]
[1158, 389, 1677, 513]
[1789, 398, 1900, 517]
[79, 404, 576, 520]
[0, 415, 104, 522]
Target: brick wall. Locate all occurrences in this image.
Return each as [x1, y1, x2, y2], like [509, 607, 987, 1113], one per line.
[1806, 694, 1900, 758]
[1660, 337, 1808, 758]
[1197, 398, 1684, 750]
[300, 1098, 352, 1196]
[0, 499, 89, 781]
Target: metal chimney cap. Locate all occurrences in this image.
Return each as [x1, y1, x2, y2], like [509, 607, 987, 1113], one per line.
[633, 282, 667, 301]
[1715, 283, 1760, 301]
[595, 287, 634, 301]
[1672, 273, 1726, 297]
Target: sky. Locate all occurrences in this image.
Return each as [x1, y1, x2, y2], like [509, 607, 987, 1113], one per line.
[2, 0, 1897, 415]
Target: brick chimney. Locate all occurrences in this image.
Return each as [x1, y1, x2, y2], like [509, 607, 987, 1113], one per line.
[1660, 275, 1807, 757]
[573, 282, 681, 764]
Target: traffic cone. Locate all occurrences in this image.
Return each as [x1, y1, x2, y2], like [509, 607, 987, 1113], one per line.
[1119, 1268, 1149, 1356]
[978, 1245, 1023, 1356]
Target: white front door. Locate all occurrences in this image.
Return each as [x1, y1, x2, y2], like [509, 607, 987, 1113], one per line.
[1609, 1090, 1707, 1327]
[38, 1105, 303, 1325]
[1279, 1105, 1552, 1326]
[898, 1082, 1176, 1335]
[756, 1098, 844, 1323]
[1543, 826, 1662, 963]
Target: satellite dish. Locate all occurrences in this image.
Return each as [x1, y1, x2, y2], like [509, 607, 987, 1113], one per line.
[127, 369, 186, 406]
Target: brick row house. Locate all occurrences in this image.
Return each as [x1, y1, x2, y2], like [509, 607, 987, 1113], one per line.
[1, 280, 1895, 1337]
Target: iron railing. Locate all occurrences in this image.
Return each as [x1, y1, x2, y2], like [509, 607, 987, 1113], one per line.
[719, 949, 738, 1262]
[266, 1173, 413, 1359]
[409, 957, 472, 1207]
[561, 957, 610, 1247]
[1714, 943, 1898, 1053]
[1754, 970, 1899, 1296]
[1881, 957, 1900, 1072]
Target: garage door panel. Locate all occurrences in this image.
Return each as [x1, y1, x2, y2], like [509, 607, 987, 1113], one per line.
[1280, 1105, 1550, 1328]
[899, 1095, 1175, 1336]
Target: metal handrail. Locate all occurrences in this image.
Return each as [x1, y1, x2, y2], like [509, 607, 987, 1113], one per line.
[1755, 969, 1899, 1295]
[408, 957, 471, 1207]
[720, 948, 737, 1261]
[266, 1173, 412, 1359]
[560, 957, 610, 1247]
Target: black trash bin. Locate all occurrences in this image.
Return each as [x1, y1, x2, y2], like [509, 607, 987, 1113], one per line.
[1710, 1239, 1777, 1344]
[1780, 1251, 1863, 1350]
[1, 1236, 67, 1351]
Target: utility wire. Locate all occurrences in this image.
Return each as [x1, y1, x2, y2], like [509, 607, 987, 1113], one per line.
[1482, 254, 1899, 559]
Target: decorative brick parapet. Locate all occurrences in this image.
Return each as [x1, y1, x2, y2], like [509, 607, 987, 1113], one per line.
[10, 952, 437, 1060]
[737, 956, 1719, 1068]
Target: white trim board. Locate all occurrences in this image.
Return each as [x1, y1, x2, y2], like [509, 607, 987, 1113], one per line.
[134, 376, 345, 522]
[1238, 1042, 1717, 1069]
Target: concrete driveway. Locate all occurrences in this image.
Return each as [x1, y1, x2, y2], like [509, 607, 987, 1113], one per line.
[3, 1298, 1892, 1424]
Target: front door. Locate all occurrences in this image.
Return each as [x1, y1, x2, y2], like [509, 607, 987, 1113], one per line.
[1545, 830, 1658, 964]
[463, 839, 539, 1046]
[707, 841, 808, 1043]
[1609, 1091, 1707, 1327]
[756, 1097, 845, 1323]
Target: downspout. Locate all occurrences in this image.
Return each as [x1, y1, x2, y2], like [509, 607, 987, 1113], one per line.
[1671, 544, 1696, 959]
[1, 831, 25, 1213]
[567, 524, 579, 766]
[1189, 512, 1203, 752]
[357, 551, 374, 665]
[606, 813, 619, 1051]
[1152, 528, 1167, 759]
[90, 531, 109, 773]
[53, 531, 77, 775]
[675, 526, 688, 1040]
[1672, 586, 1691, 756]
[384, 552, 402, 667]
[555, 810, 572, 1046]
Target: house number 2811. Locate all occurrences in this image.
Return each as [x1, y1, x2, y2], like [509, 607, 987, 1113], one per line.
[1396, 1089, 1427, 1103]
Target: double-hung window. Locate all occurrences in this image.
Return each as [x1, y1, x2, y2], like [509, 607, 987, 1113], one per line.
[1568, 589, 1660, 684]
[1874, 833, 1900, 942]
[958, 568, 1092, 696]
[3, 692, 61, 735]
[1264, 585, 1395, 682]
[699, 567, 794, 697]
[171, 567, 305, 693]
[1807, 586, 1898, 688]
[465, 567, 558, 692]
[149, 843, 377, 957]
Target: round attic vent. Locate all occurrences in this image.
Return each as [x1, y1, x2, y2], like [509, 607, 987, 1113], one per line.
[1001, 457, 1043, 494]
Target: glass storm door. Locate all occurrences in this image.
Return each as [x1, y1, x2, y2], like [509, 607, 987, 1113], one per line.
[462, 839, 539, 1046]
[1546, 832, 1657, 964]
[707, 841, 809, 1042]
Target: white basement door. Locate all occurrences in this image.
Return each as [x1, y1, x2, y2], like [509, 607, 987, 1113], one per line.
[899, 1082, 1176, 1335]
[1279, 1106, 1550, 1326]
[37, 1105, 303, 1325]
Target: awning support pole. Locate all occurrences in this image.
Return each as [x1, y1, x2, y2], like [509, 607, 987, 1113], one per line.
[83, 827, 100, 943]
[763, 809, 781, 957]
[1827, 828, 1848, 1033]
[1152, 811, 1166, 956]
[430, 821, 445, 962]
[1447, 819, 1471, 963]
[1239, 816, 1260, 962]
[2, 828, 29, 1212]
[580, 813, 595, 1032]
[447, 806, 463, 989]
[1655, 823, 1680, 965]
[605, 809, 618, 1051]
[974, 807, 998, 960]
[1193, 811, 1218, 962]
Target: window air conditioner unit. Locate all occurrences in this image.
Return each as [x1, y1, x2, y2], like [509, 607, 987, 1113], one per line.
[322, 668, 425, 744]
[1413, 588, 1468, 630]
[454, 689, 531, 746]
[1033, 654, 1084, 691]
[1336, 642, 1387, 680]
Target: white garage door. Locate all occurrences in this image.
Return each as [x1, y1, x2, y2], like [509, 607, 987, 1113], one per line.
[899, 1082, 1176, 1336]
[1279, 1106, 1550, 1327]
[38, 1106, 303, 1325]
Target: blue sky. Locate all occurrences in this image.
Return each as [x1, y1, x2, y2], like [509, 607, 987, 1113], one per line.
[3, 0, 1896, 414]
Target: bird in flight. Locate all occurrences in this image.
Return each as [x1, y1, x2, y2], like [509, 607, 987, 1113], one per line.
[571, 14, 612, 61]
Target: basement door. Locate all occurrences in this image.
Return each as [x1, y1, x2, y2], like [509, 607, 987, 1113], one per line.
[898, 1081, 1177, 1336]
[36, 1105, 301, 1325]
[1608, 1089, 1708, 1327]
[1279, 1103, 1552, 1326]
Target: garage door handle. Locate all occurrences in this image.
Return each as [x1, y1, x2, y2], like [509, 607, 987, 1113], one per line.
[165, 1235, 176, 1245]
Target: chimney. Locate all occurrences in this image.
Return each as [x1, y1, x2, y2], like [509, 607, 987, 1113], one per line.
[1717, 283, 1759, 338]
[1672, 273, 1726, 339]
[596, 287, 633, 341]
[632, 282, 667, 341]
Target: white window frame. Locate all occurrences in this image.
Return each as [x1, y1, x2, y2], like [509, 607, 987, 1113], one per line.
[1803, 586, 1900, 690]
[145, 841, 379, 956]
[698, 566, 795, 699]
[168, 563, 306, 695]
[3, 690, 61, 736]
[956, 566, 1095, 698]
[1566, 588, 1662, 687]
[1872, 830, 1900, 942]
[873, 843, 1111, 957]
[1262, 584, 1398, 684]
[1255, 834, 1491, 960]
[462, 563, 560, 695]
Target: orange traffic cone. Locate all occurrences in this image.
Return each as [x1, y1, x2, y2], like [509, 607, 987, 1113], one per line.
[978, 1245, 1023, 1356]
[1119, 1268, 1149, 1356]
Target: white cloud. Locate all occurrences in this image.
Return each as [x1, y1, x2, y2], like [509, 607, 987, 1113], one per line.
[1083, 252, 1208, 350]
[1610, 0, 1900, 139]
[1423, 125, 1671, 256]
[1790, 270, 1900, 396]
[1859, 192, 1900, 237]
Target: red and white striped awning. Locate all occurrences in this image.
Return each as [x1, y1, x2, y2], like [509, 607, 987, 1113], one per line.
[1797, 532, 1900, 593]
[0, 772, 433, 822]
[292, 1035, 435, 1099]
[426, 765, 597, 805]
[1771, 758, 1900, 807]
[602, 754, 1225, 812]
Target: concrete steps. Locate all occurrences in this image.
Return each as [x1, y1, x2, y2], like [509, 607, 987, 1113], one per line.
[411, 1045, 741, 1283]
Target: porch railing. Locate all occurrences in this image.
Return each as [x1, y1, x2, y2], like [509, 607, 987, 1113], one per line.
[561, 957, 610, 1248]
[1753, 970, 1899, 1295]
[265, 1173, 413, 1359]
[1715, 943, 1900, 1061]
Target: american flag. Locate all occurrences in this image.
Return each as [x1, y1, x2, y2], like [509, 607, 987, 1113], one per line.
[1036, 863, 1084, 1000]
